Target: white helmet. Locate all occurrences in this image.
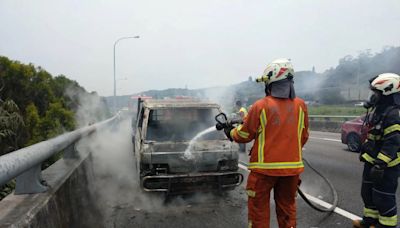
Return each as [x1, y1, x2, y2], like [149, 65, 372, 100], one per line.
[370, 73, 400, 95]
[256, 58, 294, 84]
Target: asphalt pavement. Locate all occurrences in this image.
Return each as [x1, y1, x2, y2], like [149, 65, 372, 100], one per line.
[93, 130, 399, 228]
[297, 131, 400, 227]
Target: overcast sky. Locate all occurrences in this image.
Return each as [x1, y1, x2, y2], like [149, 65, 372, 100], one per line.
[1, 0, 399, 96]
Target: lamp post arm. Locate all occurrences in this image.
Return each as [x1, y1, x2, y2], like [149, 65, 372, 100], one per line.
[112, 35, 140, 111]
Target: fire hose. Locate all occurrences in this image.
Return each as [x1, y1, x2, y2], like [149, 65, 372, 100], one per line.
[298, 157, 338, 212]
[215, 112, 338, 213]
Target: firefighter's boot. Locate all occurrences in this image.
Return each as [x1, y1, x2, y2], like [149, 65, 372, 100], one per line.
[352, 220, 375, 228]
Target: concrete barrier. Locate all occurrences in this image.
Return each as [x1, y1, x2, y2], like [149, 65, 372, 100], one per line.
[309, 120, 343, 133]
[0, 150, 103, 228]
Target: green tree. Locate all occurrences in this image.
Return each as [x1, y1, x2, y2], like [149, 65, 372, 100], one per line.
[30, 69, 55, 116]
[0, 56, 111, 200]
[24, 103, 42, 145]
[0, 55, 109, 153]
[318, 88, 345, 105]
[39, 102, 75, 139]
[0, 99, 25, 155]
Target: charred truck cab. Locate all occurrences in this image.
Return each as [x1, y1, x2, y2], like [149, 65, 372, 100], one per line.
[132, 98, 243, 194]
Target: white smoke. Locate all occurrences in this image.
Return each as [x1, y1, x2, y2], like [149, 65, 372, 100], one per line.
[65, 86, 109, 127]
[76, 117, 165, 222]
[201, 86, 235, 112]
[69, 86, 245, 226]
[76, 116, 239, 226]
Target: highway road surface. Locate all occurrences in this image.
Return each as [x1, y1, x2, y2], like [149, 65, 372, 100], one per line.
[85, 126, 399, 228]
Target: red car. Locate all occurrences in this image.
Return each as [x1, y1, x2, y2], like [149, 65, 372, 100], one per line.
[341, 115, 369, 152]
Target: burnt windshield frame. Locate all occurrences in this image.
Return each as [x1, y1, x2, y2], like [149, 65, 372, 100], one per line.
[146, 108, 222, 141]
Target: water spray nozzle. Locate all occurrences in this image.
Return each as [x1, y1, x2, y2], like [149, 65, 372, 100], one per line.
[215, 112, 243, 131]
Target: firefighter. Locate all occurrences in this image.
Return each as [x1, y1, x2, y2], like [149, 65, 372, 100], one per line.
[222, 58, 309, 228]
[235, 100, 248, 152]
[353, 73, 400, 228]
[235, 100, 248, 120]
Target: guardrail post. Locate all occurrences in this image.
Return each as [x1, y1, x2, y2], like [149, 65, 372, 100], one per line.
[15, 165, 48, 194]
[64, 143, 79, 159]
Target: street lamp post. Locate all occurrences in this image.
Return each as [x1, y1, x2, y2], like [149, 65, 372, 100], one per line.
[113, 35, 140, 111]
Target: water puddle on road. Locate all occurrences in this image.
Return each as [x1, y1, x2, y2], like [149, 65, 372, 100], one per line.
[183, 126, 216, 160]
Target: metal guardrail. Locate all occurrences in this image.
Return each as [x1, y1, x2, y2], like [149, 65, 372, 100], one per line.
[308, 115, 358, 121]
[309, 115, 358, 118]
[0, 114, 120, 194]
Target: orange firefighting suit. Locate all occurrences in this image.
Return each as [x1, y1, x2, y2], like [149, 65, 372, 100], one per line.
[230, 96, 309, 228]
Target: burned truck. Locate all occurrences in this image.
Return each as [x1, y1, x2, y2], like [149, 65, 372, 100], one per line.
[132, 98, 243, 194]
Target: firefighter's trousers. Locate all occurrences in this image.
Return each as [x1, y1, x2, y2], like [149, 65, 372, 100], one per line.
[361, 163, 399, 227]
[246, 172, 299, 228]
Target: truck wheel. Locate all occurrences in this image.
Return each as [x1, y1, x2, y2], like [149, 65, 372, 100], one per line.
[347, 133, 361, 152]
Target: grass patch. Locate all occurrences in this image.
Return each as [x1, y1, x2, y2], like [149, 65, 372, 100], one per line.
[308, 105, 366, 116]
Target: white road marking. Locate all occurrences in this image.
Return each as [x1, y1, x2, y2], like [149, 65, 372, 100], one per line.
[309, 136, 341, 142]
[238, 162, 362, 221]
[302, 193, 362, 221]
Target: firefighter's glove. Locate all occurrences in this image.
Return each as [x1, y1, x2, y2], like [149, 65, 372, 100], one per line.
[370, 161, 386, 184]
[224, 125, 234, 142]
